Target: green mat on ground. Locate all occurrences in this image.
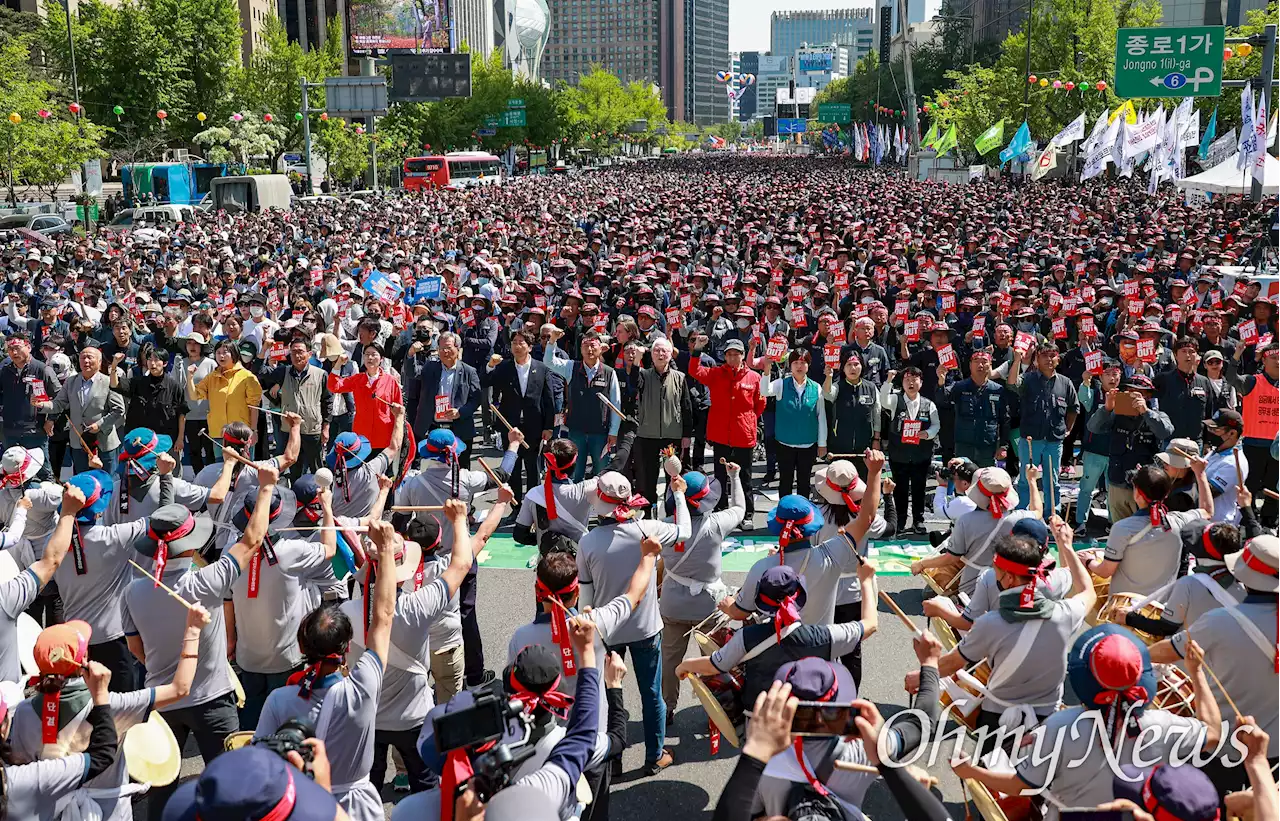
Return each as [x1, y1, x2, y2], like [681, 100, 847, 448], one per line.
[476, 535, 1088, 573]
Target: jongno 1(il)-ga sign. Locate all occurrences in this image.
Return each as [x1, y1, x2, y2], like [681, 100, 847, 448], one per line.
[1114, 26, 1224, 99]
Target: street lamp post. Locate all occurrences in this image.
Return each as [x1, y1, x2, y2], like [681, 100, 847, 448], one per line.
[61, 0, 81, 109]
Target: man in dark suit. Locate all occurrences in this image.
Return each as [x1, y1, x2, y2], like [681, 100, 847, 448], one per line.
[413, 332, 482, 467]
[485, 329, 555, 502]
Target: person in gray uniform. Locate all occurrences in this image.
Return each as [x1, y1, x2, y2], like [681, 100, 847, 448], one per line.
[0, 659, 118, 821]
[53, 464, 176, 693]
[0, 479, 77, 682]
[725, 449, 886, 629]
[226, 477, 340, 730]
[577, 470, 690, 775]
[324, 401, 405, 519]
[658, 461, 744, 723]
[123, 471, 275, 821]
[905, 514, 1095, 738]
[253, 517, 401, 821]
[347, 494, 506, 796]
[11, 602, 213, 821]
[104, 427, 231, 526]
[192, 418, 301, 522]
[398, 427, 519, 548]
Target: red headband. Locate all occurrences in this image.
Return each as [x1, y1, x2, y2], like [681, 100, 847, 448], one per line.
[1201, 527, 1223, 561]
[776, 510, 815, 558]
[759, 590, 803, 642]
[0, 452, 32, 487]
[994, 554, 1051, 608]
[506, 667, 574, 722]
[825, 476, 861, 513]
[597, 487, 647, 521]
[122, 432, 159, 463]
[542, 451, 576, 520]
[535, 578, 579, 677]
[146, 514, 197, 584]
[976, 480, 1009, 519]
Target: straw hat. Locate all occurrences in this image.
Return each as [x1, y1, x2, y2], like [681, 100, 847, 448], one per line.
[966, 467, 1019, 513]
[317, 333, 345, 361]
[815, 460, 866, 508]
[123, 711, 182, 786]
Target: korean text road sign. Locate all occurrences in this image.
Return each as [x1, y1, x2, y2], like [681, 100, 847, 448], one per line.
[1115, 26, 1223, 99]
[816, 103, 851, 123]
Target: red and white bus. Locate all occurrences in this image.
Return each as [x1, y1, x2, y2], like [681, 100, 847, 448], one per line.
[403, 151, 504, 191]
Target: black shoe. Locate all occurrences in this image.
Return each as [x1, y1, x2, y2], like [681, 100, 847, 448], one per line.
[467, 670, 497, 688]
[644, 750, 674, 775]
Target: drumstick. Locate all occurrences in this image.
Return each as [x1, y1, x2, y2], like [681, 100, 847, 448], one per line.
[837, 527, 865, 565]
[476, 457, 502, 486]
[257, 406, 288, 418]
[596, 393, 635, 423]
[489, 404, 528, 449]
[832, 761, 880, 775]
[1265, 488, 1280, 501]
[879, 590, 924, 637]
[391, 505, 446, 512]
[200, 430, 256, 467]
[684, 609, 722, 638]
[277, 525, 369, 532]
[70, 423, 100, 458]
[1232, 448, 1244, 490]
[544, 594, 574, 618]
[1202, 659, 1244, 722]
[128, 560, 196, 611]
[1170, 445, 1198, 462]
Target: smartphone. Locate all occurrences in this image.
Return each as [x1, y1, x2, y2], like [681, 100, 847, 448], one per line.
[432, 695, 506, 753]
[791, 701, 858, 737]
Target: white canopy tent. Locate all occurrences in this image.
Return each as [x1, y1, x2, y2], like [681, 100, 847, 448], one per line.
[1177, 152, 1280, 195]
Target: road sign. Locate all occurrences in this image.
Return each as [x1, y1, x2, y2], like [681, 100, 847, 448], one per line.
[477, 128, 497, 137]
[816, 103, 851, 123]
[1114, 26, 1224, 99]
[508, 98, 525, 108]
[484, 116, 499, 128]
[498, 110, 526, 127]
[778, 118, 807, 134]
[389, 54, 472, 102]
[325, 76, 388, 117]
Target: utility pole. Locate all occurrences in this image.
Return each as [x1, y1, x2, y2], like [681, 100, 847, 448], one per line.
[898, 0, 919, 155]
[362, 56, 378, 190]
[300, 78, 316, 196]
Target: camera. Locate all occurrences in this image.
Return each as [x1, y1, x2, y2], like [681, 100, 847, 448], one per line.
[253, 718, 316, 777]
[433, 679, 537, 802]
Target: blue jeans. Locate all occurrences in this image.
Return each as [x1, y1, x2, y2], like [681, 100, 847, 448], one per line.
[568, 431, 609, 482]
[3, 432, 53, 481]
[1016, 439, 1062, 517]
[608, 632, 665, 765]
[72, 445, 119, 477]
[1076, 451, 1109, 526]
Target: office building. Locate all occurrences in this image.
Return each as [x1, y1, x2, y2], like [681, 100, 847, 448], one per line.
[755, 53, 791, 119]
[455, 0, 495, 53]
[281, 0, 337, 54]
[771, 9, 875, 63]
[682, 0, 730, 124]
[1159, 0, 1264, 25]
[888, 0, 941, 36]
[495, 0, 551, 78]
[793, 43, 851, 93]
[542, 0, 660, 90]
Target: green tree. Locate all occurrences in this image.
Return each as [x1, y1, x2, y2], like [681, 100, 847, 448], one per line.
[315, 117, 369, 186]
[1214, 3, 1279, 131]
[0, 7, 41, 46]
[194, 111, 289, 166]
[146, 0, 242, 133]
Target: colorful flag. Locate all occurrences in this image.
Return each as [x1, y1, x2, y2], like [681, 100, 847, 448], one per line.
[974, 120, 1005, 154]
[1253, 93, 1268, 186]
[1238, 84, 1255, 170]
[934, 124, 958, 156]
[1031, 144, 1058, 181]
[1109, 101, 1137, 125]
[923, 120, 939, 149]
[999, 121, 1031, 165]
[1198, 107, 1217, 160]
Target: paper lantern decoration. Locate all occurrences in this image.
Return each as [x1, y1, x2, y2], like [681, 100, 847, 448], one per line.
[1223, 47, 1233, 59]
[38, 109, 50, 119]
[1065, 81, 1076, 90]
[923, 103, 931, 111]
[355, 125, 365, 134]
[68, 103, 82, 115]
[156, 109, 167, 120]
[1028, 74, 1037, 84]
[112, 105, 124, 117]
[1237, 43, 1252, 57]
[320, 112, 329, 121]
[197, 112, 207, 122]
[1038, 78, 1048, 87]
[294, 112, 303, 121]
[1095, 81, 1107, 91]
[1052, 80, 1062, 89]
[940, 99, 949, 107]
[7, 112, 19, 124]
[263, 113, 273, 122]
[232, 113, 243, 121]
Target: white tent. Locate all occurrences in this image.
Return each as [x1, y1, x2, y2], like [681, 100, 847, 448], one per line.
[1177, 152, 1280, 194]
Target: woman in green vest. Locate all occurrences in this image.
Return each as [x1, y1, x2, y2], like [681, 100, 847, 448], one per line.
[759, 348, 827, 498]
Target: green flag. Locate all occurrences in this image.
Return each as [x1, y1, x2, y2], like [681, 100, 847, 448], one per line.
[935, 124, 958, 156]
[923, 120, 939, 149]
[974, 119, 1005, 154]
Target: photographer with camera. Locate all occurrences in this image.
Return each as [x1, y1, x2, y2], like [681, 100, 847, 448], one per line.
[253, 517, 401, 821]
[393, 617, 609, 821]
[928, 458, 978, 545]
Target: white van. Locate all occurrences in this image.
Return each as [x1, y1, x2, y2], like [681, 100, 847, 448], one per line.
[209, 174, 293, 213]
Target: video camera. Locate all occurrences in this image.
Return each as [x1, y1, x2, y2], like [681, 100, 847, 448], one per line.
[254, 718, 317, 778]
[432, 679, 537, 802]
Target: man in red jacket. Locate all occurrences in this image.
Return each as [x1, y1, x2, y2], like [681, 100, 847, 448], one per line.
[686, 337, 766, 520]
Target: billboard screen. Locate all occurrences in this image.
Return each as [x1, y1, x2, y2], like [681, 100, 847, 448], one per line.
[348, 0, 451, 53]
[758, 54, 789, 74]
[798, 52, 833, 73]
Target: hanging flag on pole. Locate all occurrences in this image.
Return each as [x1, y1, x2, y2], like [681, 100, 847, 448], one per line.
[923, 120, 939, 149]
[1050, 114, 1086, 147]
[1198, 107, 1218, 160]
[1031, 144, 1059, 180]
[1237, 84, 1255, 170]
[1252, 93, 1268, 186]
[1082, 110, 1109, 154]
[974, 120, 1005, 154]
[998, 121, 1031, 166]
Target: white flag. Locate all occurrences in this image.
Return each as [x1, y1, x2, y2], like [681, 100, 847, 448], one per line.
[1178, 109, 1200, 151]
[1253, 93, 1268, 186]
[1051, 114, 1086, 147]
[1082, 110, 1109, 153]
[1083, 117, 1121, 181]
[1124, 106, 1163, 160]
[1238, 84, 1255, 170]
[1268, 112, 1278, 148]
[1031, 144, 1059, 180]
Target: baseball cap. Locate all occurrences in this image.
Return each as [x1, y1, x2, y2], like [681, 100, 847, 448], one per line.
[1204, 409, 1244, 433]
[160, 747, 343, 821]
[1203, 349, 1225, 362]
[724, 339, 745, 353]
[1110, 764, 1220, 821]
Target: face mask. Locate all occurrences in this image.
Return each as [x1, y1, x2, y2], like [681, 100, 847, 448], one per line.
[544, 286, 554, 295]
[250, 306, 265, 319]
[968, 279, 980, 290]
[736, 318, 750, 329]
[1018, 321, 1036, 332]
[1029, 287, 1040, 296]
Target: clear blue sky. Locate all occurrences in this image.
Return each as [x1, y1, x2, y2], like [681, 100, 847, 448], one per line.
[730, 0, 871, 53]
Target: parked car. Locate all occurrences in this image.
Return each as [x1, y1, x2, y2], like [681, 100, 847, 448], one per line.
[100, 205, 194, 232]
[0, 213, 74, 238]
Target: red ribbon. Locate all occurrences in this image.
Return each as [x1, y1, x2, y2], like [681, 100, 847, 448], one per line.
[506, 668, 574, 721]
[287, 652, 345, 698]
[0, 451, 32, 487]
[439, 749, 474, 821]
[257, 769, 299, 821]
[1201, 527, 1223, 561]
[784, 661, 839, 797]
[976, 479, 1008, 519]
[825, 476, 861, 514]
[776, 511, 815, 561]
[993, 554, 1052, 609]
[535, 579, 579, 676]
[597, 488, 647, 521]
[1148, 500, 1169, 529]
[758, 591, 802, 642]
[543, 451, 576, 521]
[146, 514, 197, 586]
[248, 551, 262, 599]
[41, 692, 59, 744]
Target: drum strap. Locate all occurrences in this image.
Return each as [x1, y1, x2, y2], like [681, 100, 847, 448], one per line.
[739, 622, 803, 663]
[1189, 574, 1275, 662]
[1126, 578, 1177, 613]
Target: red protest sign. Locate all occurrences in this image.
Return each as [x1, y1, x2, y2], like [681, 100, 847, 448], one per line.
[901, 419, 922, 445]
[722, 274, 735, 291]
[1239, 320, 1259, 344]
[1079, 316, 1096, 337]
[1062, 296, 1080, 316]
[791, 305, 808, 328]
[458, 308, 476, 328]
[1124, 280, 1140, 299]
[1258, 333, 1274, 348]
[904, 320, 921, 342]
[972, 316, 986, 337]
[1137, 338, 1158, 362]
[1169, 305, 1182, 325]
[665, 306, 681, 329]
[827, 322, 846, 344]
[941, 294, 956, 314]
[1013, 331, 1036, 356]
[789, 284, 805, 302]
[1085, 350, 1103, 374]
[268, 342, 287, 362]
[1052, 317, 1067, 339]
[938, 345, 958, 369]
[680, 293, 692, 311]
[895, 299, 910, 321]
[823, 344, 842, 368]
[766, 336, 787, 360]
[1127, 299, 1143, 317]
